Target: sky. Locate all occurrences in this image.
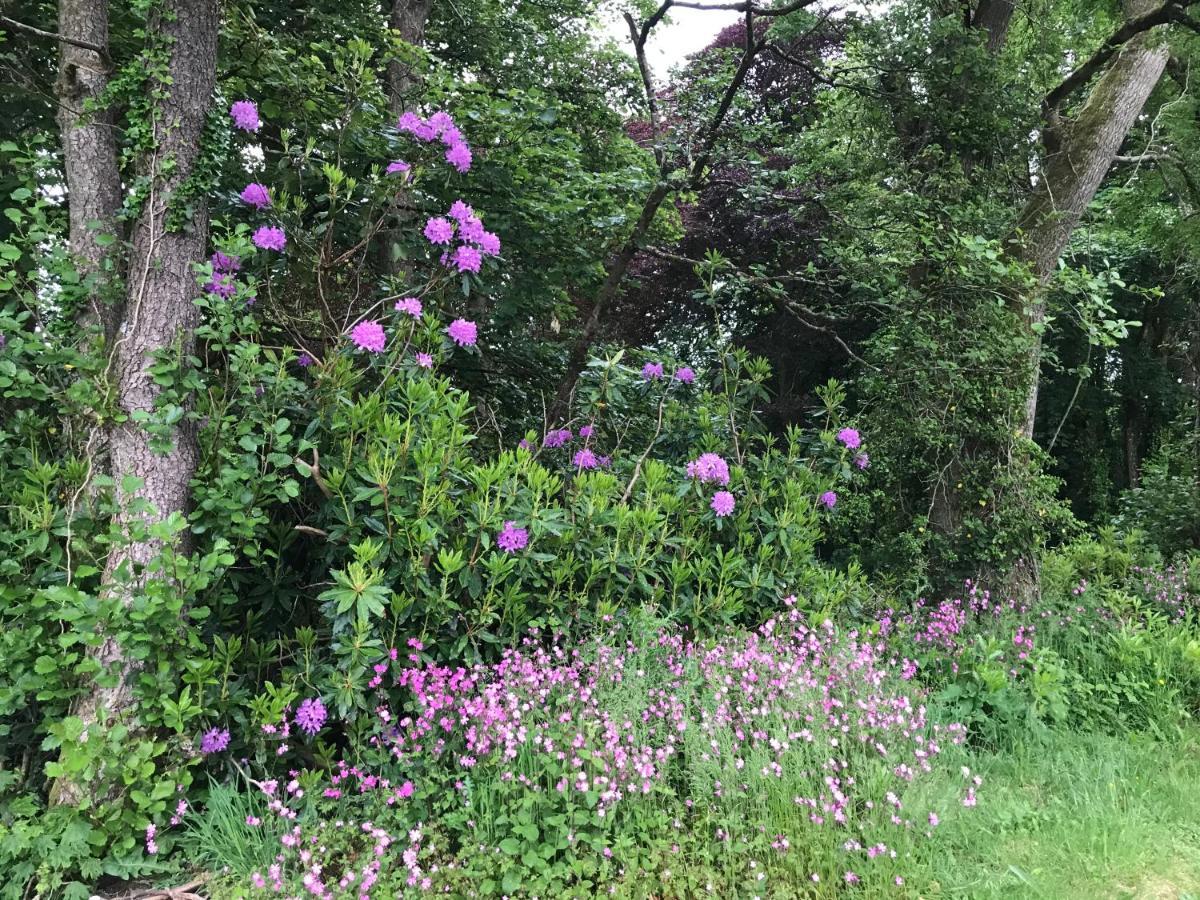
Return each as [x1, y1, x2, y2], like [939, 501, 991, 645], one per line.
[601, 5, 742, 75]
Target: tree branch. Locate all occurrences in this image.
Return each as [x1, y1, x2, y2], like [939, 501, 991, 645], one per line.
[1, 15, 109, 60]
[669, 0, 820, 16]
[1043, 2, 1189, 127]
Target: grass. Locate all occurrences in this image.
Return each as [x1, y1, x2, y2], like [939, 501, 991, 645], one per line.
[920, 729, 1200, 899]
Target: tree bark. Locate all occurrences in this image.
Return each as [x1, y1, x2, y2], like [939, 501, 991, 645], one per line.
[386, 0, 433, 113]
[1013, 0, 1169, 435]
[53, 0, 219, 807]
[971, 0, 1015, 53]
[56, 0, 123, 340]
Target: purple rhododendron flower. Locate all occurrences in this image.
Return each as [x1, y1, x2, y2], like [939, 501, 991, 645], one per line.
[686, 453, 730, 486]
[297, 352, 313, 368]
[445, 142, 472, 173]
[252, 226, 286, 251]
[386, 160, 411, 175]
[579, 425, 594, 438]
[424, 217, 455, 245]
[447, 318, 477, 347]
[395, 297, 423, 318]
[642, 361, 665, 380]
[543, 428, 573, 448]
[573, 448, 598, 470]
[428, 111, 455, 135]
[496, 521, 529, 553]
[820, 490, 838, 509]
[711, 491, 736, 517]
[230, 100, 260, 132]
[205, 275, 236, 299]
[459, 216, 485, 243]
[453, 245, 482, 273]
[240, 182, 271, 208]
[837, 427, 862, 450]
[478, 231, 501, 257]
[200, 727, 231, 754]
[350, 320, 386, 353]
[855, 452, 870, 470]
[211, 251, 240, 273]
[674, 366, 696, 384]
[449, 200, 474, 222]
[415, 352, 433, 369]
[294, 698, 327, 736]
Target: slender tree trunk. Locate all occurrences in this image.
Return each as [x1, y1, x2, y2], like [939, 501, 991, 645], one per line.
[1014, 2, 1169, 435]
[972, 0, 1015, 53]
[56, 0, 123, 340]
[386, 0, 433, 113]
[53, 0, 219, 807]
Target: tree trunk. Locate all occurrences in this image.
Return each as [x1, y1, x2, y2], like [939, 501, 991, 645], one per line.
[56, 0, 123, 340]
[53, 0, 219, 808]
[386, 0, 433, 113]
[1014, 2, 1169, 436]
[972, 0, 1014, 53]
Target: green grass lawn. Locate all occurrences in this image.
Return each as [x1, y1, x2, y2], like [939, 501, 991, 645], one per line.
[919, 730, 1200, 899]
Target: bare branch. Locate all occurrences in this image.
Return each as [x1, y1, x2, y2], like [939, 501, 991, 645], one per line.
[624, 11, 665, 168]
[669, 0, 820, 16]
[1, 15, 109, 61]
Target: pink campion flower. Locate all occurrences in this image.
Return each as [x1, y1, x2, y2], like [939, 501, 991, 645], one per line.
[820, 490, 838, 509]
[674, 366, 696, 384]
[573, 448, 598, 470]
[453, 245, 482, 273]
[394, 297, 423, 318]
[294, 698, 327, 736]
[445, 142, 472, 172]
[252, 226, 286, 251]
[478, 231, 501, 256]
[711, 491, 736, 517]
[448, 200, 474, 222]
[145, 824, 158, 855]
[642, 361, 665, 380]
[579, 425, 594, 438]
[398, 781, 415, 799]
[836, 427, 862, 450]
[844, 872, 860, 885]
[424, 217, 455, 245]
[415, 352, 433, 369]
[854, 452, 870, 470]
[686, 453, 730, 486]
[240, 182, 271, 208]
[200, 727, 231, 754]
[230, 100, 260, 132]
[446, 318, 477, 347]
[350, 320, 387, 353]
[496, 521, 529, 553]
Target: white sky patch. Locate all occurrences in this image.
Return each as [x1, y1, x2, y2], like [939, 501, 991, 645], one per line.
[601, 6, 741, 74]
